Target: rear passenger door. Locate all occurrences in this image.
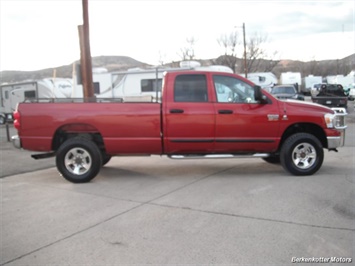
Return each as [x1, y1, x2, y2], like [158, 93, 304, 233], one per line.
[163, 73, 215, 154]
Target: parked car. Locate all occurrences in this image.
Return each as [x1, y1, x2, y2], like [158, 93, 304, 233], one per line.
[344, 84, 355, 101]
[270, 85, 304, 101]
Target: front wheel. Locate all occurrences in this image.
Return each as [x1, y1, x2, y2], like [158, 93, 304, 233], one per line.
[280, 133, 324, 176]
[56, 138, 102, 183]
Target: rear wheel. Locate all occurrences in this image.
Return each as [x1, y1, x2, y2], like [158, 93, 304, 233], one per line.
[56, 138, 102, 183]
[280, 133, 323, 176]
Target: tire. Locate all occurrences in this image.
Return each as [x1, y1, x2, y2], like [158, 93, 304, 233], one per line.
[56, 138, 102, 183]
[280, 133, 324, 176]
[263, 154, 280, 164]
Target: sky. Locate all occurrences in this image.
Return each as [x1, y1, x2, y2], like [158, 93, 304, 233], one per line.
[0, 0, 354, 71]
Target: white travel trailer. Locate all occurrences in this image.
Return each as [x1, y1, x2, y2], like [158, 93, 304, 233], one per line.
[303, 75, 322, 95]
[98, 62, 233, 101]
[242, 72, 278, 92]
[0, 78, 73, 124]
[280, 72, 302, 92]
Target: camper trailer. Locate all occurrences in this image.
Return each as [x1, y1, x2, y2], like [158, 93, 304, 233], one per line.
[98, 62, 233, 101]
[280, 72, 302, 93]
[242, 72, 277, 92]
[0, 78, 73, 124]
[303, 75, 322, 95]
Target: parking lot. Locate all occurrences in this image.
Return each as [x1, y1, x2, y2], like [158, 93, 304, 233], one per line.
[1, 101, 354, 265]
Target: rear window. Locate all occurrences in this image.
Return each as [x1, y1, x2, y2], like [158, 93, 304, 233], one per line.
[319, 84, 346, 97]
[174, 74, 208, 102]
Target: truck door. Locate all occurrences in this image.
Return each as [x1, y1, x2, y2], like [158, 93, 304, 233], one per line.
[163, 73, 215, 154]
[212, 74, 280, 153]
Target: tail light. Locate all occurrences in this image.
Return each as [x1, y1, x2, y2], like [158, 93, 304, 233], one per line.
[13, 110, 20, 131]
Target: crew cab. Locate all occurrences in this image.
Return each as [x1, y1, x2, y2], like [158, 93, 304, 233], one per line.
[12, 70, 347, 183]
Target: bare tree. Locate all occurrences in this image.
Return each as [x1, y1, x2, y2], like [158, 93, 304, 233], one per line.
[179, 36, 197, 60]
[245, 32, 280, 73]
[157, 50, 166, 66]
[216, 30, 239, 73]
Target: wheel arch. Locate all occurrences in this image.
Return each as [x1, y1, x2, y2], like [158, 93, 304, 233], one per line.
[51, 123, 106, 153]
[279, 123, 327, 150]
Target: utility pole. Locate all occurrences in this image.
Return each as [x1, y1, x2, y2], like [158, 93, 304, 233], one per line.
[243, 23, 247, 78]
[78, 0, 94, 101]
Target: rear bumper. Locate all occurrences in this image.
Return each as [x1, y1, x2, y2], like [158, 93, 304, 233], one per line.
[12, 135, 22, 149]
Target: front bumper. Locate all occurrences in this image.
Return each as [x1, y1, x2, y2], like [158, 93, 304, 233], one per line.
[327, 131, 346, 149]
[12, 135, 22, 149]
[327, 108, 347, 149]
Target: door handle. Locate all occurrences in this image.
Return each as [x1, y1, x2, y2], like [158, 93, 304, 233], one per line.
[218, 109, 233, 114]
[170, 109, 184, 114]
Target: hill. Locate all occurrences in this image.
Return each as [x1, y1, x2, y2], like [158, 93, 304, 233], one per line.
[0, 54, 354, 84]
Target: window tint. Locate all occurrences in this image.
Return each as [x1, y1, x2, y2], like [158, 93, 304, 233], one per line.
[174, 74, 208, 102]
[141, 79, 162, 92]
[213, 75, 257, 103]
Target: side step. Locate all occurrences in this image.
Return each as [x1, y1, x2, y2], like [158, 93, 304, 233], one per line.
[169, 153, 270, 159]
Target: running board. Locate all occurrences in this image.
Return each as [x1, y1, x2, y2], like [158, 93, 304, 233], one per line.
[169, 153, 270, 159]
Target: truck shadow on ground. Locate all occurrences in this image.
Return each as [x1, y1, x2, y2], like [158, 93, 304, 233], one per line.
[99, 160, 286, 181]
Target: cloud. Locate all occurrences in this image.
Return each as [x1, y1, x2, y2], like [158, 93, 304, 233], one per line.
[0, 0, 354, 71]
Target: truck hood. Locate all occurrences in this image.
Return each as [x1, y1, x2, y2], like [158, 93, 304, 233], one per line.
[282, 99, 334, 114]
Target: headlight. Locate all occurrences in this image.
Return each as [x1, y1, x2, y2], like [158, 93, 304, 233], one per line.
[324, 113, 335, 128]
[324, 112, 347, 129]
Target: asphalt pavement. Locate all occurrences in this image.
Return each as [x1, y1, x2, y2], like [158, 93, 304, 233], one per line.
[1, 100, 354, 265]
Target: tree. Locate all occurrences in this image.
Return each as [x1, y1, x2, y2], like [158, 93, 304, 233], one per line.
[216, 30, 239, 73]
[179, 36, 197, 60]
[245, 32, 280, 73]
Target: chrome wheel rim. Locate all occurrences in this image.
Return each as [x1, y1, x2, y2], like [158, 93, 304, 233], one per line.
[292, 143, 317, 170]
[64, 148, 92, 175]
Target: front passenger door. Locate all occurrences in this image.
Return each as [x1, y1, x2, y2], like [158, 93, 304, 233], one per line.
[213, 74, 280, 153]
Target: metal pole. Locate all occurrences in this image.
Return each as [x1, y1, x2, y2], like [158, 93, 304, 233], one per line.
[6, 122, 10, 142]
[155, 67, 159, 103]
[243, 23, 247, 78]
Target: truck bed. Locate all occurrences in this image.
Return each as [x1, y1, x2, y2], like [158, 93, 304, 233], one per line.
[311, 95, 348, 108]
[17, 102, 162, 155]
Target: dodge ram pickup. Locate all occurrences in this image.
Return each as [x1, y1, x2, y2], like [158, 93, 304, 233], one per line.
[12, 70, 347, 183]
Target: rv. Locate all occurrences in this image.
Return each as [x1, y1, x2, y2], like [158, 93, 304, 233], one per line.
[303, 75, 322, 95]
[98, 62, 233, 101]
[280, 72, 302, 93]
[0, 78, 73, 124]
[242, 72, 277, 92]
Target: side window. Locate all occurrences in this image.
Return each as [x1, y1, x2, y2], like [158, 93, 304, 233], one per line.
[213, 75, 257, 103]
[24, 90, 36, 98]
[141, 79, 162, 92]
[174, 74, 208, 102]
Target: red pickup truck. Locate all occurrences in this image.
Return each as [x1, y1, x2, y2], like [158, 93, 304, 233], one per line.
[12, 70, 347, 183]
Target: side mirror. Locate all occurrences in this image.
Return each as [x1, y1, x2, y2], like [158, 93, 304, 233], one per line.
[254, 85, 267, 103]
